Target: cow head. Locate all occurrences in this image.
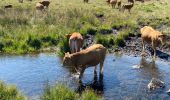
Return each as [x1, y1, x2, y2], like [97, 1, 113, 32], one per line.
[158, 34, 167, 45]
[63, 52, 72, 66]
[66, 34, 71, 39]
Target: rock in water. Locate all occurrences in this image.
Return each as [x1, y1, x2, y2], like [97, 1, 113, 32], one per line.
[147, 78, 164, 90]
[167, 89, 170, 95]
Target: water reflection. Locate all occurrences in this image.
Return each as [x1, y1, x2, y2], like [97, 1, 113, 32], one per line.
[76, 73, 104, 95]
[139, 57, 162, 79]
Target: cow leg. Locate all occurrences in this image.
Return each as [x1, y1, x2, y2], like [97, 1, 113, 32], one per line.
[79, 68, 85, 79]
[152, 41, 156, 61]
[94, 66, 97, 76]
[142, 38, 145, 54]
[100, 62, 104, 76]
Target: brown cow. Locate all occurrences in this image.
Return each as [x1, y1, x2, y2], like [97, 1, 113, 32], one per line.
[140, 26, 167, 60]
[36, 2, 44, 11]
[117, 0, 121, 9]
[66, 32, 83, 54]
[110, 0, 118, 8]
[39, 0, 50, 8]
[4, 5, 13, 9]
[135, 0, 144, 3]
[122, 2, 134, 13]
[63, 44, 106, 79]
[18, 0, 23, 3]
[84, 0, 89, 3]
[128, 0, 134, 3]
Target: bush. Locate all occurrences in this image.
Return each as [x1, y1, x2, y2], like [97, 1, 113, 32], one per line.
[27, 36, 42, 50]
[114, 36, 125, 47]
[58, 37, 70, 56]
[41, 84, 78, 100]
[0, 81, 25, 100]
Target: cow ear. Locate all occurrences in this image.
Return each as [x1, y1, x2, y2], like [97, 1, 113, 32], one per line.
[66, 34, 71, 38]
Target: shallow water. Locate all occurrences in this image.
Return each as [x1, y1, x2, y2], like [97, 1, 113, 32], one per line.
[0, 53, 170, 100]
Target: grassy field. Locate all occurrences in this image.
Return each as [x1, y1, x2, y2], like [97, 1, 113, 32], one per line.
[0, 0, 170, 55]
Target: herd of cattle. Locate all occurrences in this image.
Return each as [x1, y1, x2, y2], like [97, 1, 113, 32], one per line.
[3, 0, 148, 13]
[63, 26, 169, 80]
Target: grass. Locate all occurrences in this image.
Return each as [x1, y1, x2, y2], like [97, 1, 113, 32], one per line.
[41, 83, 103, 100]
[0, 81, 25, 100]
[0, 0, 170, 55]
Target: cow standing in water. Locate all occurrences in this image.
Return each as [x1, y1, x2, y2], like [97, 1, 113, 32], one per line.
[67, 32, 83, 54]
[63, 44, 106, 80]
[140, 26, 167, 60]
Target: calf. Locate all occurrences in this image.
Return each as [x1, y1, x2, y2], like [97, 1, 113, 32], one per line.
[122, 2, 134, 13]
[110, 0, 118, 8]
[135, 0, 144, 3]
[63, 44, 106, 79]
[140, 26, 167, 60]
[39, 0, 50, 8]
[84, 0, 89, 3]
[67, 32, 83, 54]
[128, 0, 134, 3]
[18, 0, 23, 3]
[117, 0, 121, 9]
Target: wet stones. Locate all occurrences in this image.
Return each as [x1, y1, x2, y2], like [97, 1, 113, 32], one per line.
[147, 78, 164, 90]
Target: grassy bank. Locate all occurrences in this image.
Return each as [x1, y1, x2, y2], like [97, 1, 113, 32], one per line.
[0, 81, 25, 100]
[0, 0, 170, 55]
[41, 83, 103, 100]
[0, 81, 102, 100]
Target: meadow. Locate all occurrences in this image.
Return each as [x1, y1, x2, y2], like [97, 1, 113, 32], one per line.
[0, 0, 170, 55]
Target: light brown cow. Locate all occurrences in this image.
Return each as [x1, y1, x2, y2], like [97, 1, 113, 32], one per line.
[39, 0, 50, 8]
[36, 2, 44, 11]
[18, 0, 23, 3]
[110, 0, 118, 8]
[63, 44, 106, 79]
[67, 32, 83, 54]
[140, 26, 167, 60]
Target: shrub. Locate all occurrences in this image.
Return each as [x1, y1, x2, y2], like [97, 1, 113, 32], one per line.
[41, 83, 103, 100]
[58, 37, 70, 56]
[27, 36, 42, 50]
[41, 84, 78, 100]
[114, 36, 125, 47]
[0, 81, 25, 100]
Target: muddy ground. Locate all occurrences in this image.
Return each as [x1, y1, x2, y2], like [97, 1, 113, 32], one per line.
[84, 34, 170, 62]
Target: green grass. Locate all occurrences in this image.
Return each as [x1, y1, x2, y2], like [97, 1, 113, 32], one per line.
[0, 0, 170, 54]
[0, 81, 25, 100]
[41, 83, 103, 100]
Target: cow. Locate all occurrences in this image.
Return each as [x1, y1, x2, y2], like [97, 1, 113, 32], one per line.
[36, 2, 44, 11]
[117, 0, 121, 10]
[63, 44, 106, 79]
[66, 32, 83, 54]
[122, 2, 134, 13]
[18, 0, 23, 3]
[135, 0, 144, 3]
[84, 0, 89, 3]
[140, 26, 167, 60]
[39, 0, 50, 8]
[128, 0, 134, 3]
[110, 0, 118, 8]
[4, 5, 13, 9]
